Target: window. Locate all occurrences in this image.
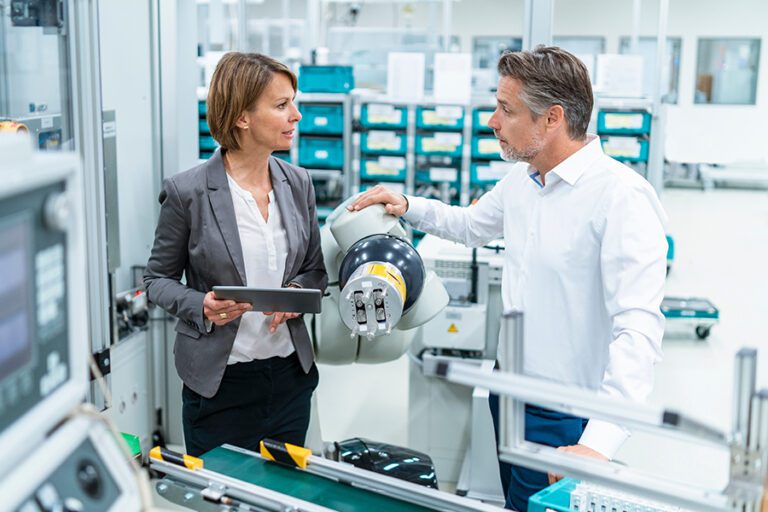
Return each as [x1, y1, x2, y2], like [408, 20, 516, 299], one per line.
[553, 36, 605, 83]
[471, 37, 522, 92]
[619, 37, 682, 104]
[695, 38, 761, 105]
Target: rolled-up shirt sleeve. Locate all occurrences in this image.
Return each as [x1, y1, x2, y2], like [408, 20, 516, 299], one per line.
[578, 181, 668, 459]
[402, 176, 507, 247]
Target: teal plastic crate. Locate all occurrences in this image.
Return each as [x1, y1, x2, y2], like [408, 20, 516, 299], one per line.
[666, 234, 675, 264]
[472, 108, 495, 133]
[361, 131, 407, 155]
[416, 106, 464, 131]
[415, 133, 463, 157]
[198, 100, 207, 116]
[661, 297, 719, 320]
[272, 151, 291, 163]
[360, 104, 408, 129]
[361, 156, 407, 182]
[597, 110, 652, 135]
[600, 136, 649, 162]
[471, 136, 502, 159]
[199, 151, 214, 160]
[529, 478, 578, 512]
[199, 135, 219, 151]
[299, 103, 344, 135]
[198, 119, 210, 134]
[470, 162, 514, 185]
[299, 136, 344, 169]
[298, 65, 354, 93]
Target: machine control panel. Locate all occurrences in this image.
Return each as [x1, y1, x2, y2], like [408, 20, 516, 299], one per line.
[0, 181, 70, 435]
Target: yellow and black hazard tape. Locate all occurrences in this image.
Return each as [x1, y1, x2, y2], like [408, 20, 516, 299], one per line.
[260, 438, 311, 469]
[149, 446, 204, 471]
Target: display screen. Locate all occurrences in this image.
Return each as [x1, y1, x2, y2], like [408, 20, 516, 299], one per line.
[0, 219, 32, 382]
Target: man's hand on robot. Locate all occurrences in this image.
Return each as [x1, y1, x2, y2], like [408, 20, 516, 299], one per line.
[347, 185, 409, 217]
[204, 291, 252, 326]
[263, 311, 301, 333]
[547, 444, 609, 485]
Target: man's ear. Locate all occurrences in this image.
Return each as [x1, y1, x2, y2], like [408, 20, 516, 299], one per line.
[545, 104, 565, 131]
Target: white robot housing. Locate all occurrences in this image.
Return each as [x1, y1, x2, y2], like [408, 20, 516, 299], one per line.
[310, 198, 449, 364]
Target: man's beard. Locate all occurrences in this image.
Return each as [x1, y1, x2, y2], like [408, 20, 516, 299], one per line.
[500, 137, 544, 163]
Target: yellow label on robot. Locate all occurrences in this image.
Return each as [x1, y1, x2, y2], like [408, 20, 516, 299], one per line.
[448, 323, 459, 333]
[363, 262, 406, 305]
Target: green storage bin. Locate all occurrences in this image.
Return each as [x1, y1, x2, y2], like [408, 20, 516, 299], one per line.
[361, 131, 407, 155]
[471, 136, 502, 159]
[360, 104, 408, 129]
[198, 119, 210, 134]
[298, 65, 354, 93]
[272, 151, 291, 163]
[299, 103, 344, 135]
[199, 151, 214, 160]
[597, 110, 652, 135]
[416, 106, 464, 130]
[198, 100, 207, 116]
[299, 136, 344, 169]
[472, 108, 495, 133]
[361, 156, 407, 182]
[600, 136, 649, 162]
[415, 133, 463, 157]
[529, 478, 578, 512]
[199, 135, 219, 151]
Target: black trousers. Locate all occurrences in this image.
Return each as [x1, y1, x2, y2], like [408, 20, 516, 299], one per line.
[182, 352, 319, 457]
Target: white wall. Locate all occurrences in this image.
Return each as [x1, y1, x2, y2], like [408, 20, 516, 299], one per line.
[98, 0, 158, 292]
[316, 0, 768, 164]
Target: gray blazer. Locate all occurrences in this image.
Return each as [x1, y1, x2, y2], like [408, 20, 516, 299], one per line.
[144, 150, 327, 398]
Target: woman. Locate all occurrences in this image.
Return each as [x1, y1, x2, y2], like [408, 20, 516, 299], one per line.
[144, 53, 327, 457]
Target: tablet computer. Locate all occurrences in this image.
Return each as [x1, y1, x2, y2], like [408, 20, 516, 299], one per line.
[212, 286, 322, 314]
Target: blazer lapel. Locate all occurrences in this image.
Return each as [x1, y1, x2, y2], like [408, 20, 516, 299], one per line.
[269, 157, 299, 284]
[206, 150, 247, 285]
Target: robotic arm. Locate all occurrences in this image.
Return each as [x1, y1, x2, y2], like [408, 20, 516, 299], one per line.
[310, 199, 449, 364]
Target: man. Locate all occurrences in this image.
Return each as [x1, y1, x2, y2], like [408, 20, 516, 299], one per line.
[349, 45, 667, 510]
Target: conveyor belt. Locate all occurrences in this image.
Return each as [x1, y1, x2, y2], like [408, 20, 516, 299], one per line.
[202, 446, 434, 512]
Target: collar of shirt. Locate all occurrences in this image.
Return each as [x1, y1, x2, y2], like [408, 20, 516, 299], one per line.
[226, 174, 275, 204]
[528, 134, 604, 190]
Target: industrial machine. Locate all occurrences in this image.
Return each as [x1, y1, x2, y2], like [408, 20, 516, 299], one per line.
[409, 235, 506, 504]
[0, 134, 145, 510]
[309, 198, 450, 363]
[441, 312, 768, 512]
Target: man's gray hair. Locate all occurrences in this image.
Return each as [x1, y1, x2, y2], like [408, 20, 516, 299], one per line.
[497, 45, 593, 140]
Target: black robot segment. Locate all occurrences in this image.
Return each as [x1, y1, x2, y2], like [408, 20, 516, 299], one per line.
[338, 234, 425, 311]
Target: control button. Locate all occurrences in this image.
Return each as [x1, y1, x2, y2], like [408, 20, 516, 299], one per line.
[35, 483, 60, 511]
[44, 192, 70, 232]
[76, 460, 102, 499]
[62, 498, 84, 512]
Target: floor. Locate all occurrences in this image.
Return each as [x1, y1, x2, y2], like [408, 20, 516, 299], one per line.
[315, 187, 768, 494]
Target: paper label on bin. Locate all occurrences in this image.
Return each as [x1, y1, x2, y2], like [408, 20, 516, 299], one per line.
[367, 131, 402, 151]
[478, 161, 515, 181]
[378, 156, 406, 170]
[434, 133, 462, 145]
[314, 149, 329, 159]
[603, 137, 641, 158]
[477, 111, 493, 127]
[314, 116, 328, 127]
[367, 104, 402, 124]
[430, 167, 458, 182]
[478, 138, 500, 154]
[603, 112, 645, 130]
[435, 106, 463, 119]
[41, 116, 54, 129]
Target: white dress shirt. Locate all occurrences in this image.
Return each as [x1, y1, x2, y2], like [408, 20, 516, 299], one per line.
[226, 175, 295, 364]
[403, 135, 667, 458]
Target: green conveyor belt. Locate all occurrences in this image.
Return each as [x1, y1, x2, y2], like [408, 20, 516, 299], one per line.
[202, 446, 435, 512]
